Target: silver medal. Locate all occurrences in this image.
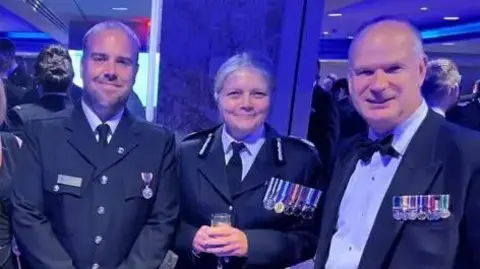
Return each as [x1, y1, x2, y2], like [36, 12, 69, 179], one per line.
[143, 186, 153, 199]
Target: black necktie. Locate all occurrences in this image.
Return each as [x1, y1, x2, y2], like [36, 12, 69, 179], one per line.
[96, 123, 110, 147]
[226, 142, 245, 196]
[358, 134, 399, 163]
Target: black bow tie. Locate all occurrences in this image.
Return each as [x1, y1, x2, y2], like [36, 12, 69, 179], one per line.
[358, 134, 400, 163]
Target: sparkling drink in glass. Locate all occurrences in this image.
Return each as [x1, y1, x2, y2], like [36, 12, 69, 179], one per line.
[210, 213, 231, 268]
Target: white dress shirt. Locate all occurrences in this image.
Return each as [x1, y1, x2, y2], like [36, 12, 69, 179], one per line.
[325, 100, 429, 269]
[221, 125, 266, 181]
[81, 100, 124, 143]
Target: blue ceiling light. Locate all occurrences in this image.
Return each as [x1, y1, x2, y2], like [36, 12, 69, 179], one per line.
[421, 21, 480, 39]
[4, 31, 51, 40]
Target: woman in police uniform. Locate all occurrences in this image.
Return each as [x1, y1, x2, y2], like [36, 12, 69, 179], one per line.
[173, 52, 327, 269]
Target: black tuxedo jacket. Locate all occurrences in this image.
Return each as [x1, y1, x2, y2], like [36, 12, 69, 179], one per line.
[315, 111, 480, 269]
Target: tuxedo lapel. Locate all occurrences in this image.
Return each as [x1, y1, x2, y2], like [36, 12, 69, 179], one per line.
[315, 137, 362, 267]
[65, 105, 102, 167]
[94, 111, 141, 177]
[197, 127, 232, 204]
[358, 112, 443, 269]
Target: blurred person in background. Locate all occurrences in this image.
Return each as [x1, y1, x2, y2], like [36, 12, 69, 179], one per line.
[7, 44, 73, 137]
[320, 73, 337, 93]
[0, 39, 33, 91]
[308, 62, 339, 178]
[333, 78, 367, 139]
[447, 79, 480, 131]
[0, 55, 27, 110]
[421, 58, 461, 117]
[0, 79, 23, 269]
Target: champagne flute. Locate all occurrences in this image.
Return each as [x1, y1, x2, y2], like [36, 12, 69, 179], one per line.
[210, 213, 231, 269]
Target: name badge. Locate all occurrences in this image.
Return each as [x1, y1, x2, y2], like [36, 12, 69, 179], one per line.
[57, 174, 83, 188]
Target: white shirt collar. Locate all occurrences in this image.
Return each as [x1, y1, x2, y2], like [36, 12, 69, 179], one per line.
[431, 107, 446, 117]
[81, 100, 124, 135]
[222, 124, 265, 156]
[369, 99, 429, 156]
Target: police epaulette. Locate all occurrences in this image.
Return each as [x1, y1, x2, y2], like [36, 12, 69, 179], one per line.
[273, 137, 285, 166]
[198, 132, 214, 158]
[182, 129, 210, 142]
[285, 136, 317, 150]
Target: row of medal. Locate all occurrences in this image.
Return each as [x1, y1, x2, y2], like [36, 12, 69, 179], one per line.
[263, 177, 322, 219]
[392, 194, 451, 221]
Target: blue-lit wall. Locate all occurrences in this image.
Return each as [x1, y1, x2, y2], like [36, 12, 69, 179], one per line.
[158, 0, 324, 137]
[157, 0, 285, 136]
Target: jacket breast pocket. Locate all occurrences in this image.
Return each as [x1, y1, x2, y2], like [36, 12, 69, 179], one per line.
[42, 176, 85, 236]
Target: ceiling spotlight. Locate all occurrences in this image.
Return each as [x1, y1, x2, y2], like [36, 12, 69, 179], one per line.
[323, 31, 329, 35]
[420, 7, 428, 11]
[348, 36, 354, 39]
[112, 7, 129, 11]
[328, 13, 343, 17]
[444, 16, 459, 21]
[442, 42, 455, 46]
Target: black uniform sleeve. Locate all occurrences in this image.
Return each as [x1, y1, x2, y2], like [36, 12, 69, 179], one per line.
[11, 122, 76, 269]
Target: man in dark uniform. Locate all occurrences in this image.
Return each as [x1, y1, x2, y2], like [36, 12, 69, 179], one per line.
[0, 38, 33, 92]
[11, 21, 179, 269]
[7, 44, 74, 137]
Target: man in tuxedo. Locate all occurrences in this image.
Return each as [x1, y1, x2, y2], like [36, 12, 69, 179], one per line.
[12, 21, 179, 269]
[314, 17, 480, 269]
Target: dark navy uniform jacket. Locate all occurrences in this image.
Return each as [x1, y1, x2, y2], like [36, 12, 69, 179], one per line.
[7, 94, 71, 138]
[173, 124, 327, 269]
[11, 105, 179, 269]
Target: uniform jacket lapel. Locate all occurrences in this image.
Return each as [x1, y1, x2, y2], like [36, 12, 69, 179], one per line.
[197, 126, 232, 204]
[94, 110, 141, 177]
[65, 105, 102, 168]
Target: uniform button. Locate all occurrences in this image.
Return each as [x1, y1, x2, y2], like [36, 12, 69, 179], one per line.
[97, 206, 105, 215]
[101, 175, 108, 185]
[94, 236, 103, 244]
[228, 206, 233, 211]
[53, 185, 60, 192]
[91, 263, 99, 269]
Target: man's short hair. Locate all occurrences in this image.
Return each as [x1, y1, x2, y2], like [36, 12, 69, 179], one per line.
[422, 58, 461, 100]
[82, 21, 141, 61]
[349, 16, 425, 62]
[0, 38, 16, 60]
